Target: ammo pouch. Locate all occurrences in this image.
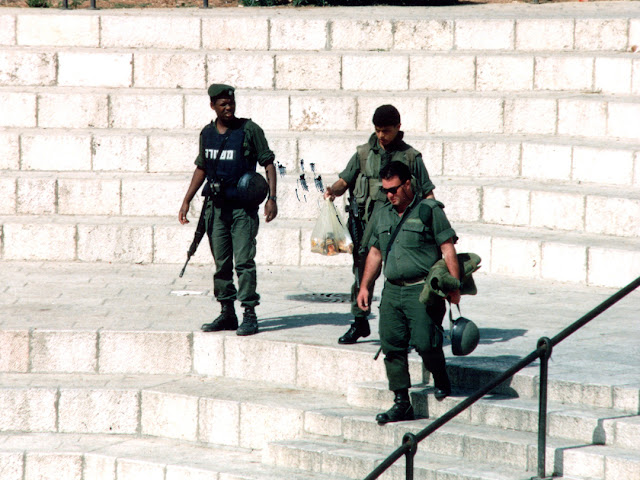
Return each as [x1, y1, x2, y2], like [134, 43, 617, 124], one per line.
[352, 172, 368, 206]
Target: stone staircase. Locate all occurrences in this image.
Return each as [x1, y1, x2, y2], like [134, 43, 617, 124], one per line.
[1, 4, 640, 288]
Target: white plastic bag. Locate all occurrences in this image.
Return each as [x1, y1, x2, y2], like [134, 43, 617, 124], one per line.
[310, 199, 353, 256]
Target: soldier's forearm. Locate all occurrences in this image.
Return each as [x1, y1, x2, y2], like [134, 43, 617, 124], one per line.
[265, 163, 277, 197]
[184, 167, 206, 205]
[360, 247, 382, 290]
[330, 178, 349, 197]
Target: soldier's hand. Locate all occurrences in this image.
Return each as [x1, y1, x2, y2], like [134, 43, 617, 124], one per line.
[324, 186, 336, 201]
[448, 289, 461, 305]
[357, 288, 370, 311]
[179, 203, 190, 225]
[264, 199, 278, 223]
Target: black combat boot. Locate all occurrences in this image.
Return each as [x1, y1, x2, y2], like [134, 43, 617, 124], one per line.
[201, 302, 238, 332]
[236, 306, 258, 336]
[376, 389, 415, 425]
[338, 316, 370, 344]
[423, 350, 451, 401]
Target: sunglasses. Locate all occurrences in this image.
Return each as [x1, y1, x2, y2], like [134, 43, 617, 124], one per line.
[380, 183, 404, 195]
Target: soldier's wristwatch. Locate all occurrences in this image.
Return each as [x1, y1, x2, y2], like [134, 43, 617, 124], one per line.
[268, 195, 277, 202]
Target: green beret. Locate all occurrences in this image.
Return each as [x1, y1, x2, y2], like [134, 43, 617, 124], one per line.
[208, 84, 235, 99]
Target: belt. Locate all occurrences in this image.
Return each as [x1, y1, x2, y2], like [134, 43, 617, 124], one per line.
[387, 277, 427, 287]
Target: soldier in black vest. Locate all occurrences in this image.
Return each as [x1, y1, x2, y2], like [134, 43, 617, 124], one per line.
[179, 84, 278, 336]
[324, 105, 436, 345]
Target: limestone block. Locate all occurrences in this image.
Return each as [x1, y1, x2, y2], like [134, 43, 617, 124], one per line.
[141, 390, 198, 441]
[3, 223, 76, 261]
[305, 411, 343, 437]
[296, 346, 386, 392]
[521, 143, 572, 181]
[595, 57, 632, 95]
[471, 401, 537, 432]
[270, 18, 327, 51]
[541, 243, 587, 284]
[290, 96, 356, 132]
[16, 177, 55, 214]
[534, 56, 593, 91]
[411, 140, 443, 175]
[409, 55, 475, 91]
[515, 19, 574, 51]
[99, 331, 192, 374]
[588, 247, 640, 288]
[149, 135, 195, 173]
[0, 452, 22, 480]
[0, 388, 57, 431]
[255, 226, 301, 266]
[31, 330, 97, 373]
[572, 147, 633, 185]
[0, 132, 19, 169]
[59, 388, 139, 434]
[297, 136, 361, 175]
[342, 55, 408, 91]
[633, 60, 640, 95]
[92, 135, 148, 172]
[467, 437, 527, 469]
[356, 96, 427, 132]
[134, 52, 205, 89]
[482, 187, 530, 226]
[575, 19, 629, 51]
[207, 53, 274, 90]
[240, 403, 303, 449]
[122, 179, 185, 216]
[0, 177, 16, 214]
[435, 184, 482, 223]
[332, 19, 393, 51]
[153, 224, 212, 265]
[394, 19, 454, 51]
[38, 93, 108, 129]
[269, 179, 323, 220]
[632, 19, 640, 50]
[530, 190, 584, 231]
[477, 56, 533, 91]
[269, 137, 297, 171]
[198, 398, 240, 446]
[581, 383, 615, 410]
[607, 102, 640, 140]
[443, 141, 520, 177]
[585, 196, 640, 237]
[455, 19, 514, 50]
[0, 92, 35, 127]
[504, 97, 557, 135]
[606, 457, 640, 480]
[101, 15, 199, 49]
[224, 337, 297, 384]
[557, 99, 607, 138]
[202, 17, 268, 50]
[77, 225, 153, 263]
[613, 386, 640, 414]
[0, 15, 15, 46]
[490, 237, 540, 278]
[454, 233, 491, 268]
[25, 453, 83, 480]
[614, 418, 640, 449]
[17, 15, 98, 47]
[192, 333, 225, 377]
[58, 52, 132, 88]
[428, 97, 503, 134]
[0, 51, 56, 86]
[21, 134, 92, 171]
[166, 466, 217, 480]
[562, 448, 604, 478]
[83, 454, 116, 480]
[117, 458, 164, 480]
[636, 152, 640, 186]
[0, 330, 28, 373]
[275, 54, 340, 91]
[110, 94, 183, 130]
[237, 93, 290, 131]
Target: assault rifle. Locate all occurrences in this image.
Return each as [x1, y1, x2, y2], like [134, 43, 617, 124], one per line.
[346, 193, 364, 289]
[179, 202, 208, 278]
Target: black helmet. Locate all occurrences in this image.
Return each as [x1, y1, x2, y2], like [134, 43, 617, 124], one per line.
[450, 315, 479, 356]
[237, 172, 269, 208]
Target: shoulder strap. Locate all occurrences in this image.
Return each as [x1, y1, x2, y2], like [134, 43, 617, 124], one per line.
[385, 203, 416, 257]
[209, 133, 231, 183]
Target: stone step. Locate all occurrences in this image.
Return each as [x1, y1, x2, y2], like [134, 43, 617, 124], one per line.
[2, 45, 639, 96]
[346, 383, 640, 447]
[561, 444, 640, 480]
[3, 88, 640, 141]
[0, 432, 351, 480]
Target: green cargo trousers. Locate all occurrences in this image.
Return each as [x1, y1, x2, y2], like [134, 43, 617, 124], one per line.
[206, 201, 260, 308]
[379, 281, 449, 392]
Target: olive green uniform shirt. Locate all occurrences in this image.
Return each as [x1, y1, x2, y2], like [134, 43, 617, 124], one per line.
[368, 197, 456, 283]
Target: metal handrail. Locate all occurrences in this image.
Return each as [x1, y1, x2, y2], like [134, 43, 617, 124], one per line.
[364, 275, 640, 480]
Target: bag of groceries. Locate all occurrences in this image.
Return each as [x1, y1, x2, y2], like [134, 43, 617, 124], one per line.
[310, 199, 353, 256]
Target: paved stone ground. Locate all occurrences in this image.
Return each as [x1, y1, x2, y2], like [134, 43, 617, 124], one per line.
[1, 260, 639, 390]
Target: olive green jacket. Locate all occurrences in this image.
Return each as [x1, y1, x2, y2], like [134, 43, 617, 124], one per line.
[419, 252, 482, 305]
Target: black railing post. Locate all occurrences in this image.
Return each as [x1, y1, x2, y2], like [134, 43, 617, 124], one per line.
[202, 0, 209, 8]
[533, 337, 553, 480]
[90, 0, 97, 9]
[402, 433, 417, 480]
[61, 0, 69, 8]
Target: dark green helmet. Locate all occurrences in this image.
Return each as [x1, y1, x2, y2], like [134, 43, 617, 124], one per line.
[237, 171, 269, 208]
[451, 316, 479, 356]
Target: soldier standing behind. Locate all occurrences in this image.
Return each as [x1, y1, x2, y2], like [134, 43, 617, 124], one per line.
[324, 105, 436, 344]
[179, 84, 278, 336]
[357, 161, 460, 425]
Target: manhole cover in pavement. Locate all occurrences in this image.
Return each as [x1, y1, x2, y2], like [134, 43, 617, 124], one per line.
[287, 293, 351, 303]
